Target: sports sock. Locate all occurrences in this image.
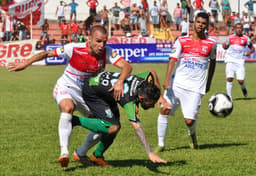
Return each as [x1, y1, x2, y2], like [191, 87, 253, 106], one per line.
[94, 134, 116, 158]
[76, 132, 101, 156]
[187, 120, 197, 136]
[157, 114, 168, 147]
[226, 82, 233, 98]
[58, 112, 72, 156]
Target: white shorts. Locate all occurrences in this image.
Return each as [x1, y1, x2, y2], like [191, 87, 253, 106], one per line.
[226, 62, 245, 80]
[165, 86, 202, 120]
[53, 83, 92, 116]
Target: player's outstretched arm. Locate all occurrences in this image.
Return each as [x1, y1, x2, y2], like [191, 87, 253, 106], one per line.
[131, 121, 167, 164]
[163, 58, 176, 90]
[7, 50, 56, 72]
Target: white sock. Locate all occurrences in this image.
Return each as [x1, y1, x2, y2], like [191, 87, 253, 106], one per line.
[76, 132, 101, 156]
[157, 114, 168, 147]
[187, 121, 197, 136]
[226, 82, 233, 98]
[58, 112, 72, 156]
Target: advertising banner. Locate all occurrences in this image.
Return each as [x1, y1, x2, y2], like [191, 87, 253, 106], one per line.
[108, 43, 172, 63]
[7, 0, 44, 26]
[0, 39, 36, 67]
[44, 44, 67, 65]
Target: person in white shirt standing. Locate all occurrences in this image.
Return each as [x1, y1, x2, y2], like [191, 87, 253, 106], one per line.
[155, 12, 216, 152]
[222, 23, 255, 99]
[180, 17, 189, 36]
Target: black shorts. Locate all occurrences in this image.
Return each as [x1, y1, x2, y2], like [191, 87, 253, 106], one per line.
[83, 81, 120, 125]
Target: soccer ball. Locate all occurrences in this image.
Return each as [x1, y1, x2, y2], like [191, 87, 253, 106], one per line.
[208, 93, 233, 117]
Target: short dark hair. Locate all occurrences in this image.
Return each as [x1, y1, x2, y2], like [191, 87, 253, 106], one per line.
[138, 82, 160, 102]
[195, 12, 209, 24]
[90, 25, 108, 36]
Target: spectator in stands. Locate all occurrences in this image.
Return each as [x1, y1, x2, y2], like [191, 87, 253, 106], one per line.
[87, 0, 98, 16]
[208, 22, 218, 36]
[141, 0, 149, 20]
[99, 5, 109, 29]
[138, 12, 147, 37]
[5, 15, 13, 41]
[130, 3, 140, 31]
[221, 0, 231, 27]
[160, 0, 169, 28]
[56, 0, 67, 27]
[121, 13, 131, 37]
[193, 0, 204, 15]
[0, 17, 4, 42]
[69, 0, 78, 23]
[40, 19, 50, 43]
[71, 19, 80, 41]
[234, 12, 242, 25]
[35, 40, 43, 50]
[120, 0, 131, 14]
[77, 28, 87, 42]
[244, 0, 256, 22]
[209, 0, 220, 23]
[149, 0, 159, 34]
[173, 3, 183, 31]
[242, 12, 251, 36]
[180, 17, 189, 36]
[181, 0, 188, 19]
[111, 2, 121, 31]
[60, 19, 69, 44]
[17, 21, 27, 40]
[83, 15, 95, 36]
[186, 0, 194, 23]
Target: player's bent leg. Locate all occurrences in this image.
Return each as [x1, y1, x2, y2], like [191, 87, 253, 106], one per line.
[91, 133, 117, 167]
[226, 78, 233, 99]
[238, 80, 248, 97]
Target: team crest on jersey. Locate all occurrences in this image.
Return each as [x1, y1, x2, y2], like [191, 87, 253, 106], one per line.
[202, 46, 208, 54]
[59, 46, 64, 53]
[111, 51, 118, 58]
[171, 48, 176, 53]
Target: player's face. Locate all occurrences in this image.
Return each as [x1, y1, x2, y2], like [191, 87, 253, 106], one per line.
[235, 24, 243, 36]
[89, 30, 108, 56]
[194, 17, 208, 34]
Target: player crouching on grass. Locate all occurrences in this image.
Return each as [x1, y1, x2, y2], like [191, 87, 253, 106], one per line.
[71, 70, 168, 166]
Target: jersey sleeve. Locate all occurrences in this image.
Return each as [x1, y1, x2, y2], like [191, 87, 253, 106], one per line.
[169, 39, 182, 60]
[54, 43, 85, 60]
[209, 42, 217, 60]
[123, 102, 139, 122]
[106, 46, 124, 65]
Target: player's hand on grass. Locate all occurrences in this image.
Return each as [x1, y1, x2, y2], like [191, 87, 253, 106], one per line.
[148, 152, 167, 164]
[109, 80, 124, 101]
[7, 62, 29, 72]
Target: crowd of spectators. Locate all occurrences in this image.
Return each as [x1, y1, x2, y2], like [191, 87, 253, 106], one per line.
[1, 0, 256, 46]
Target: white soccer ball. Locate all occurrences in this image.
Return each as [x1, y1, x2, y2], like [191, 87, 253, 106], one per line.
[208, 93, 233, 117]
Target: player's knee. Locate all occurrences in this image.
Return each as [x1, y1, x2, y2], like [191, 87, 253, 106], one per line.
[237, 80, 244, 85]
[108, 125, 120, 134]
[227, 78, 233, 82]
[185, 118, 195, 126]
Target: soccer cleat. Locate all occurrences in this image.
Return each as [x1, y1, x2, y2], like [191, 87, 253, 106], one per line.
[188, 133, 199, 149]
[242, 88, 248, 97]
[154, 146, 165, 153]
[90, 153, 110, 167]
[58, 154, 69, 168]
[73, 150, 94, 166]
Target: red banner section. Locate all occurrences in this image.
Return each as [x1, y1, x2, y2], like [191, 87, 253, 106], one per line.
[0, 40, 36, 67]
[7, 0, 44, 26]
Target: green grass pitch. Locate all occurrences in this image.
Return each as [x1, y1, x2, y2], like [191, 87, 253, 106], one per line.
[0, 63, 256, 176]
